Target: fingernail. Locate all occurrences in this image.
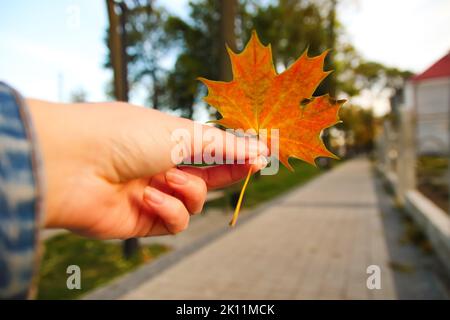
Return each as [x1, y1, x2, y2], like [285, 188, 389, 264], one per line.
[255, 155, 268, 169]
[166, 170, 188, 185]
[248, 140, 268, 158]
[248, 141, 261, 158]
[144, 188, 164, 204]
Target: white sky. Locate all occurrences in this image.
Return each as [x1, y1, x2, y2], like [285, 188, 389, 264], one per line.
[0, 0, 449, 116]
[340, 0, 449, 72]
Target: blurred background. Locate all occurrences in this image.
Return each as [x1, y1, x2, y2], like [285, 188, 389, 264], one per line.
[0, 0, 448, 299]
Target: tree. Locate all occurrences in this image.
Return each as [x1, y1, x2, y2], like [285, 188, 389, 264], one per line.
[164, 0, 225, 119]
[243, 0, 328, 69]
[337, 104, 375, 155]
[104, 0, 412, 128]
[69, 87, 88, 103]
[164, 0, 331, 119]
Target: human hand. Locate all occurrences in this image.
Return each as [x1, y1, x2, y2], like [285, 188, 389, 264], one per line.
[27, 100, 267, 239]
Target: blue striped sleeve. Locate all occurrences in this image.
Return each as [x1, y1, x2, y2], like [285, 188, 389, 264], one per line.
[0, 82, 44, 299]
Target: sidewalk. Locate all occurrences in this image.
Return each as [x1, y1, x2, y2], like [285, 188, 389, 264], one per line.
[87, 158, 449, 300]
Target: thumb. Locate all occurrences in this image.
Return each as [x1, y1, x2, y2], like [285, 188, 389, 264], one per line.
[112, 106, 268, 181]
[166, 117, 269, 166]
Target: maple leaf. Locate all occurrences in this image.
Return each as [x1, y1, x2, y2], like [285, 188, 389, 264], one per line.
[198, 31, 344, 225]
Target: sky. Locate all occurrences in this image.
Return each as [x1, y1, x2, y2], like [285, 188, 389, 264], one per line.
[0, 0, 449, 116]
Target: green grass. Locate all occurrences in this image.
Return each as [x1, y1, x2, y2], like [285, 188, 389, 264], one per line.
[37, 233, 169, 300]
[388, 261, 415, 274]
[206, 158, 334, 210]
[398, 213, 433, 253]
[416, 155, 449, 214]
[417, 155, 448, 173]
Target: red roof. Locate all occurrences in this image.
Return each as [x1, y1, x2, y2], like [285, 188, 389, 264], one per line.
[411, 52, 450, 82]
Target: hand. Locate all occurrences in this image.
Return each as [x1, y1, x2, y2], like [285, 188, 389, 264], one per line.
[27, 100, 267, 239]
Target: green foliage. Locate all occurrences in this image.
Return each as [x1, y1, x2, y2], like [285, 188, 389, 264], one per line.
[164, 0, 223, 118]
[416, 155, 449, 214]
[337, 104, 375, 153]
[162, 0, 333, 118]
[244, 0, 328, 67]
[104, 1, 170, 108]
[354, 61, 414, 92]
[69, 87, 88, 103]
[37, 233, 169, 300]
[103, 0, 413, 124]
[242, 159, 323, 207]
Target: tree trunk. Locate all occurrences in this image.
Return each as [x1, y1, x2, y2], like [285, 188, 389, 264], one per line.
[219, 0, 241, 205]
[219, 0, 237, 82]
[326, 0, 337, 97]
[106, 0, 129, 102]
[321, 0, 337, 169]
[106, 0, 138, 259]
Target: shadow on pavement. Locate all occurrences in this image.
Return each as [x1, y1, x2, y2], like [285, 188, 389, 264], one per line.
[372, 170, 449, 299]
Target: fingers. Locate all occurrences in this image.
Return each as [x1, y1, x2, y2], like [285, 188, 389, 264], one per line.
[130, 158, 267, 238]
[179, 156, 268, 190]
[148, 168, 208, 214]
[165, 168, 207, 214]
[193, 124, 269, 163]
[143, 187, 189, 235]
[166, 118, 269, 164]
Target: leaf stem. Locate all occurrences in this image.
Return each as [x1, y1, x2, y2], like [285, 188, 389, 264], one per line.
[229, 166, 253, 227]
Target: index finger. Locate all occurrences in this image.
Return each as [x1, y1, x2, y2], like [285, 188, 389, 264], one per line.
[178, 157, 267, 190]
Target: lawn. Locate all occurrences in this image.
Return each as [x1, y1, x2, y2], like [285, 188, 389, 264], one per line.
[206, 158, 334, 209]
[37, 233, 169, 300]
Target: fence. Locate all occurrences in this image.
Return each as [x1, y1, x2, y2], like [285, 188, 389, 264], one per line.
[376, 108, 450, 272]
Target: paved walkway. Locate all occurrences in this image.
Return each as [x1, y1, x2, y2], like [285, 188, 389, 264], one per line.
[90, 158, 449, 299]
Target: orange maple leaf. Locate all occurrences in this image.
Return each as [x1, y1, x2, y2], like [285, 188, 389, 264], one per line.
[199, 31, 344, 225]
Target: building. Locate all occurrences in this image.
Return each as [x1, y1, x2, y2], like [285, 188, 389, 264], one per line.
[404, 52, 450, 155]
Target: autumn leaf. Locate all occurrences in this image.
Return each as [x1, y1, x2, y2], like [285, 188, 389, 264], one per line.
[199, 31, 344, 226]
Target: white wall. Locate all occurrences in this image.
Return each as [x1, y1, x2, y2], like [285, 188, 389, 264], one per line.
[414, 77, 450, 154]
